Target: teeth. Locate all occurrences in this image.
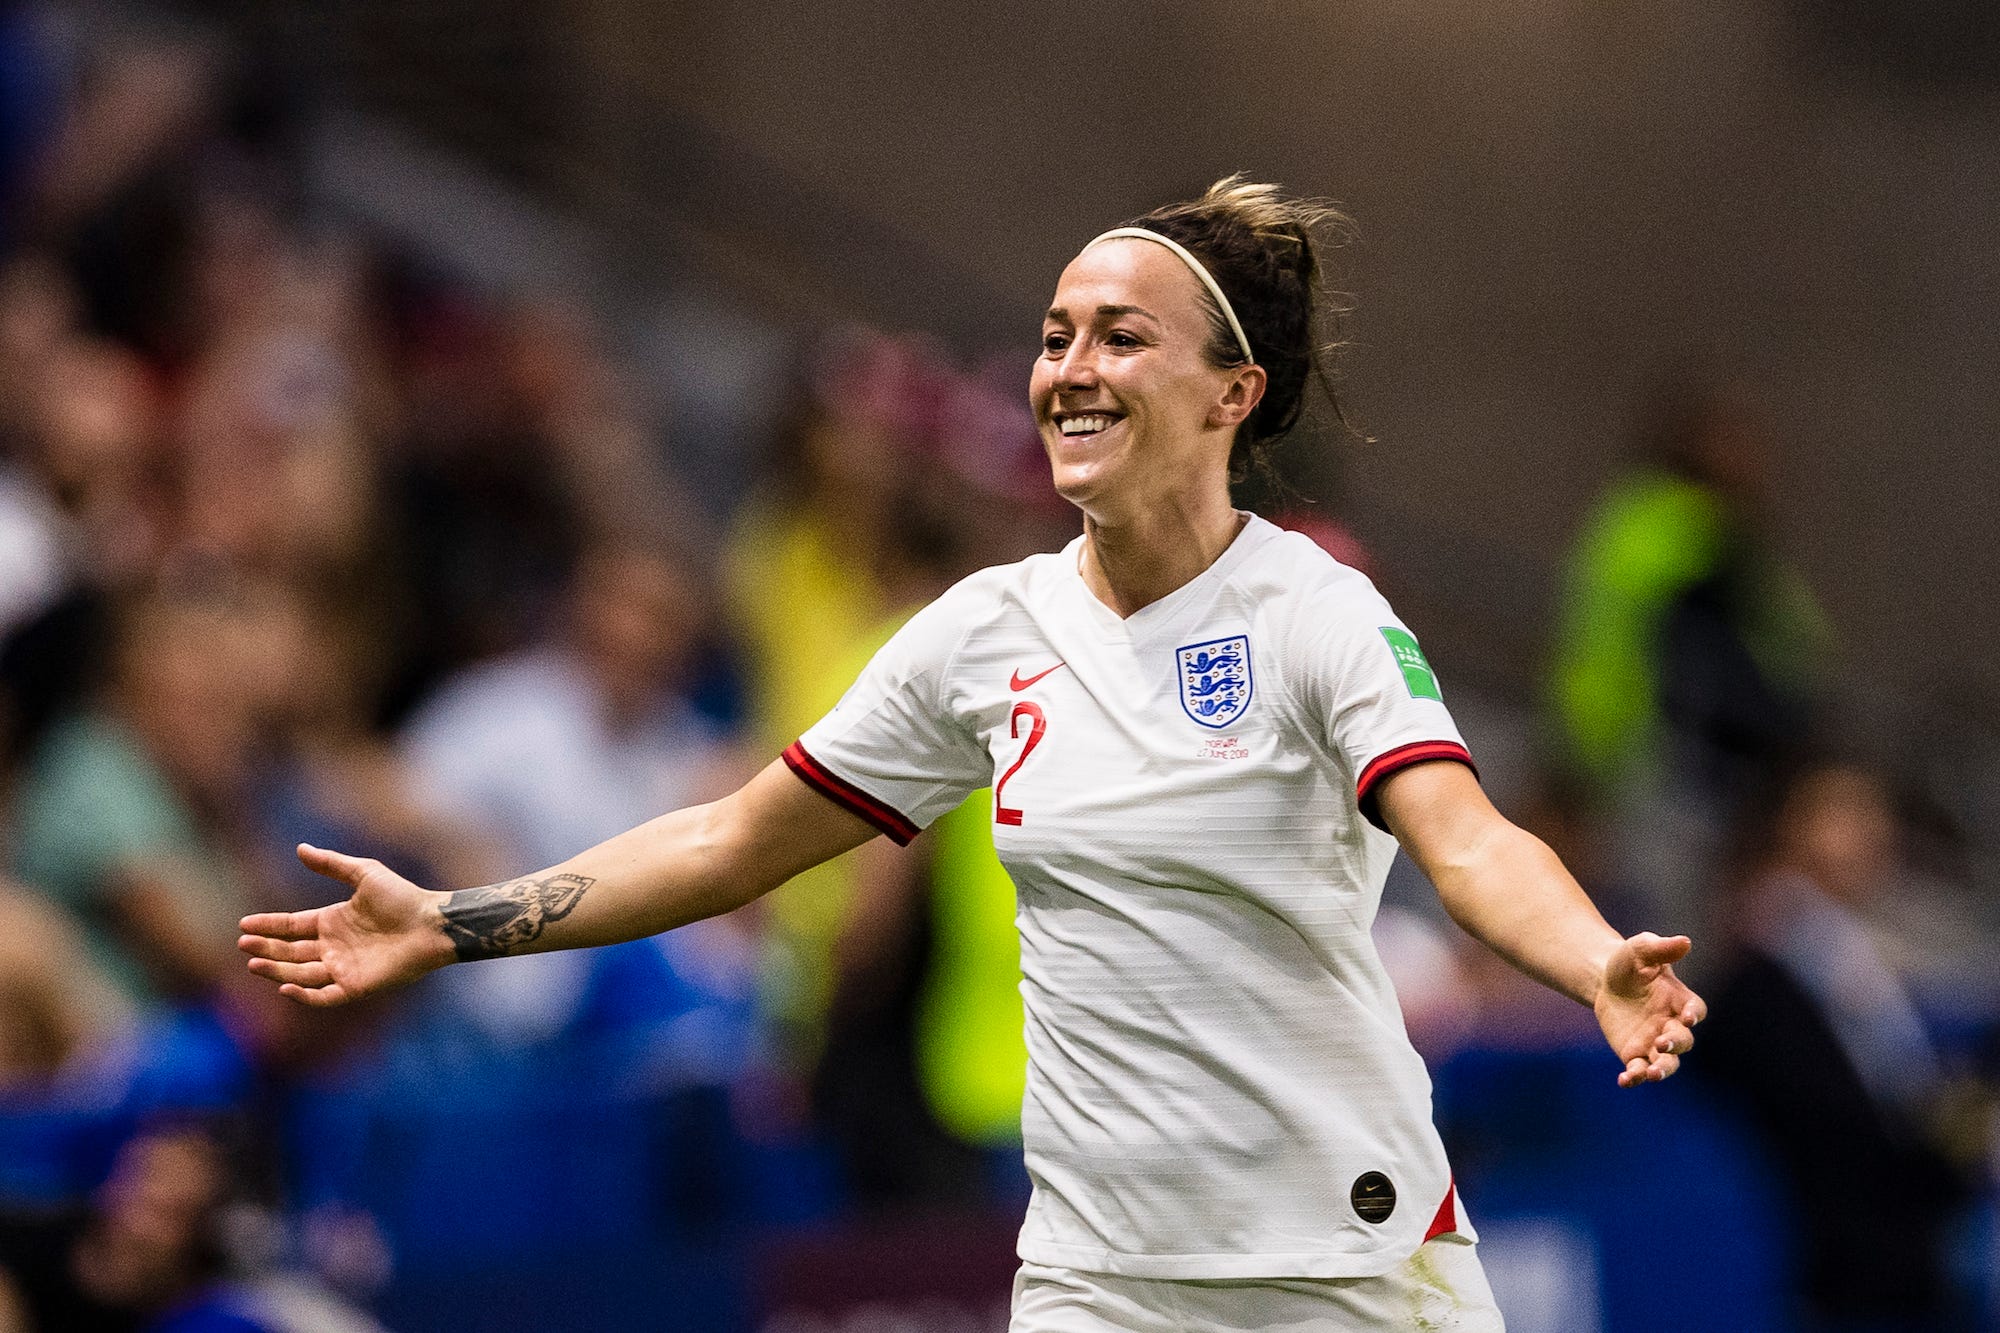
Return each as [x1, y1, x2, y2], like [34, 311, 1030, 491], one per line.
[1060, 414, 1114, 436]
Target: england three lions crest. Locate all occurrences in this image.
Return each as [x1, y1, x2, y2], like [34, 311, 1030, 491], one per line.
[1177, 634, 1253, 729]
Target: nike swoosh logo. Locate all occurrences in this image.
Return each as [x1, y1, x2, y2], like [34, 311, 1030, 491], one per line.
[1009, 663, 1066, 691]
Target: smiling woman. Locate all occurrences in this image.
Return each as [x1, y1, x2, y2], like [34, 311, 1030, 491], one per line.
[241, 177, 1704, 1333]
[1032, 180, 1357, 619]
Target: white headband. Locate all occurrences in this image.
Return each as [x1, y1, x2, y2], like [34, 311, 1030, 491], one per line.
[1084, 227, 1255, 366]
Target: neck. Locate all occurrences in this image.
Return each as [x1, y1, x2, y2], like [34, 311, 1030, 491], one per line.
[1078, 490, 1245, 618]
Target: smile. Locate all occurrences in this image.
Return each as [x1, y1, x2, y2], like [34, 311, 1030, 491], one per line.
[1056, 412, 1123, 437]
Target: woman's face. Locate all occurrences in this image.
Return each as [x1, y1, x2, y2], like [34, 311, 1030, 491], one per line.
[1031, 239, 1257, 519]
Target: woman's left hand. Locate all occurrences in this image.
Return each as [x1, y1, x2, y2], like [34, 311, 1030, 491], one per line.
[1594, 932, 1707, 1087]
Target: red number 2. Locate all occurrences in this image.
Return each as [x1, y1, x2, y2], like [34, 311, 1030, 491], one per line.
[994, 701, 1046, 826]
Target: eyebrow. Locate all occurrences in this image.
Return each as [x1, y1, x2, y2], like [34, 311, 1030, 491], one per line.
[1044, 303, 1160, 324]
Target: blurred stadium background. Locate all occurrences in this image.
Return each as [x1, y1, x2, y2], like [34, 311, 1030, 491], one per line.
[1, 1, 1997, 1330]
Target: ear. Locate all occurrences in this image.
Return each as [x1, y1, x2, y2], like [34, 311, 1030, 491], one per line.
[1207, 364, 1267, 431]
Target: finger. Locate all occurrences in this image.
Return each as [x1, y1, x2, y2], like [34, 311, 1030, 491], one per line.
[1627, 932, 1692, 966]
[1654, 1019, 1696, 1050]
[1653, 1023, 1696, 1056]
[1682, 995, 1708, 1026]
[296, 843, 381, 889]
[246, 957, 333, 988]
[279, 982, 352, 1008]
[238, 935, 323, 964]
[238, 910, 319, 941]
[1647, 1052, 1682, 1081]
[1619, 1056, 1651, 1088]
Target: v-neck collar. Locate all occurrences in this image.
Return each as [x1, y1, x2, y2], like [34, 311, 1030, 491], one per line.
[1065, 512, 1272, 639]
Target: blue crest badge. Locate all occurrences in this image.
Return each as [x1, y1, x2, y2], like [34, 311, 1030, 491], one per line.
[1176, 634, 1254, 729]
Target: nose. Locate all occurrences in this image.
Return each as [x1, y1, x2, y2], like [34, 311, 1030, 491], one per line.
[1052, 339, 1100, 394]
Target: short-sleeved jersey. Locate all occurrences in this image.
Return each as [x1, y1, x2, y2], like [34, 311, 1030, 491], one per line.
[789, 516, 1476, 1279]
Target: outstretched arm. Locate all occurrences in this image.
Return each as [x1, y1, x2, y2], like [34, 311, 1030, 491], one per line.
[239, 758, 880, 1007]
[1376, 760, 1706, 1086]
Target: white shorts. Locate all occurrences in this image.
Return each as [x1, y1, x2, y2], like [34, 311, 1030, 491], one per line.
[1009, 1235, 1506, 1332]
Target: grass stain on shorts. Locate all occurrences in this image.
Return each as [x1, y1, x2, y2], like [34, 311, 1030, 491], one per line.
[1406, 1246, 1459, 1331]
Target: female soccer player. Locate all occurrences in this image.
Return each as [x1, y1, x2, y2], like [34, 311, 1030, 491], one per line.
[240, 178, 1704, 1330]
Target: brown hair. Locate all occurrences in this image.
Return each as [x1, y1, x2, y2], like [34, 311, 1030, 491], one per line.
[1126, 176, 1358, 480]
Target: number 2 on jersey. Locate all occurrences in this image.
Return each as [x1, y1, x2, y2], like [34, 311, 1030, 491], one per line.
[994, 701, 1046, 826]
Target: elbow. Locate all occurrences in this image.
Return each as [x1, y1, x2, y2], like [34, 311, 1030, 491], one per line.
[689, 796, 779, 916]
[1426, 821, 1543, 923]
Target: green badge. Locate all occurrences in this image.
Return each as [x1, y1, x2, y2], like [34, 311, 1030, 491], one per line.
[1379, 627, 1442, 701]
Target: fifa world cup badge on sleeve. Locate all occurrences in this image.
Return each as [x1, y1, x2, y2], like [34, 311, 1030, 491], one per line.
[1177, 635, 1253, 728]
[1379, 627, 1442, 701]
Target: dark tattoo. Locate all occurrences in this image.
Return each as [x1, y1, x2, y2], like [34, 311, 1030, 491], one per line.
[440, 872, 595, 962]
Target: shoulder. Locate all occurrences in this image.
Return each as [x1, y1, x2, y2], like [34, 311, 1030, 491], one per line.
[841, 549, 1068, 699]
[907, 548, 1068, 635]
[1228, 520, 1394, 632]
[951, 546, 1072, 601]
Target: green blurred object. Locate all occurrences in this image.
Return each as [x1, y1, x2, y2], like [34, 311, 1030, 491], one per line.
[916, 790, 1026, 1147]
[1549, 469, 1831, 792]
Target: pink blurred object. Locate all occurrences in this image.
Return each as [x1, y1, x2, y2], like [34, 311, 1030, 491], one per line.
[932, 355, 1051, 505]
[808, 325, 951, 447]
[1271, 509, 1374, 578]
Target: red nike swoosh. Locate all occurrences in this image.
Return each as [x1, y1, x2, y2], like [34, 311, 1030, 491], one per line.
[1009, 662, 1066, 691]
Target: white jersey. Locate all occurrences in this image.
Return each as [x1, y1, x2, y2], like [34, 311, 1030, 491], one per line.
[789, 515, 1475, 1279]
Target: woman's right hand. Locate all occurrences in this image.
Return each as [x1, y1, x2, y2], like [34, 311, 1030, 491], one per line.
[238, 844, 454, 1007]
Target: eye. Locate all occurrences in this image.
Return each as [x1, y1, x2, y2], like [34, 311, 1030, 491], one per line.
[1041, 331, 1070, 355]
[1105, 330, 1143, 349]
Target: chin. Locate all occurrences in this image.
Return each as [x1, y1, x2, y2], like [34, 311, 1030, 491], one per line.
[1047, 462, 1107, 513]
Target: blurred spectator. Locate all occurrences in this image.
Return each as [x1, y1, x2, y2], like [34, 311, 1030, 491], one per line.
[0, 1118, 382, 1333]
[25, 28, 293, 372]
[1697, 761, 1988, 1332]
[808, 489, 1025, 1211]
[726, 326, 932, 748]
[0, 324, 167, 790]
[0, 255, 76, 650]
[503, 301, 707, 558]
[0, 1120, 253, 1332]
[243, 580, 489, 896]
[1548, 381, 1832, 808]
[7, 585, 264, 1009]
[0, 877, 134, 1094]
[168, 228, 385, 591]
[726, 329, 934, 1061]
[3, 578, 371, 1083]
[398, 539, 749, 1047]
[9, 328, 166, 585]
[373, 292, 696, 722]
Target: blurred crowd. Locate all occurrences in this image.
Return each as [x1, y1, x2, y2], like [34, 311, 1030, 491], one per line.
[0, 11, 1995, 1333]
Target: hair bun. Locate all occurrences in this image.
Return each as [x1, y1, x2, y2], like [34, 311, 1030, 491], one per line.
[1126, 177, 1358, 484]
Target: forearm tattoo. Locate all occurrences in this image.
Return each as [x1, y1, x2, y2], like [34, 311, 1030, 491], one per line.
[439, 872, 595, 962]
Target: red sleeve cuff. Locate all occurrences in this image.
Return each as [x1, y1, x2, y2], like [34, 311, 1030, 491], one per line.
[782, 741, 920, 846]
[1356, 740, 1477, 832]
